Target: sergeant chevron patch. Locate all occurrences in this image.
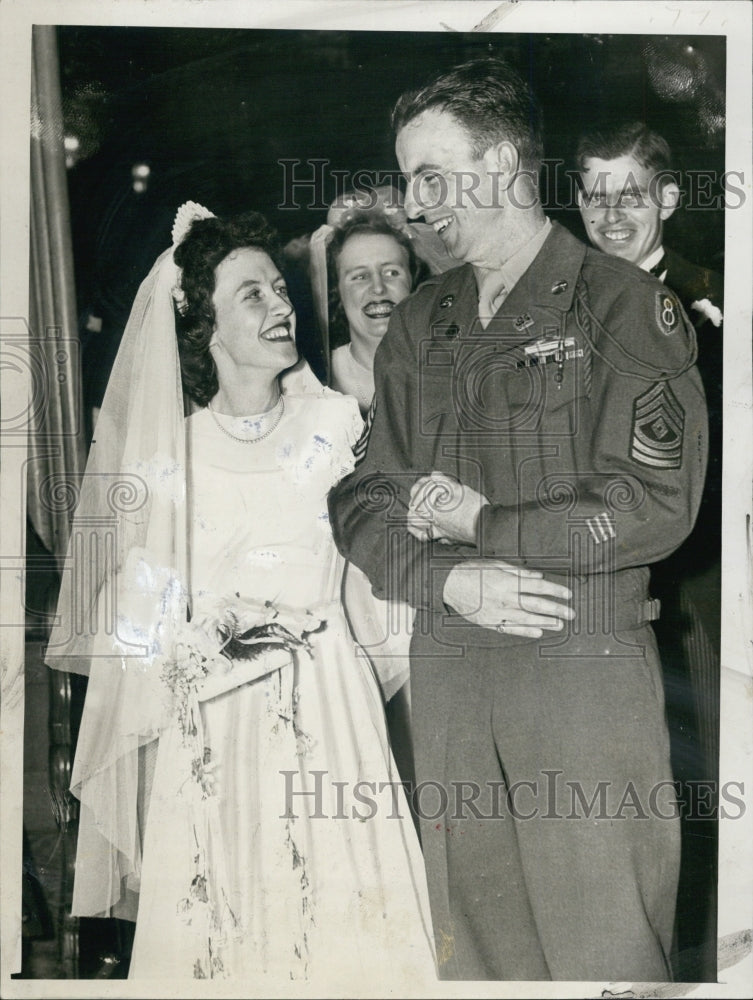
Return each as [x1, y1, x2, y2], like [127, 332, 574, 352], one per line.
[630, 382, 684, 469]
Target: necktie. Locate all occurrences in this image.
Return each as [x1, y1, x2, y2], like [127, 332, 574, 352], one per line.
[477, 270, 507, 330]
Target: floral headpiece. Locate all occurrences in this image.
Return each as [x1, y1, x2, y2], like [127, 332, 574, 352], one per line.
[170, 201, 216, 315]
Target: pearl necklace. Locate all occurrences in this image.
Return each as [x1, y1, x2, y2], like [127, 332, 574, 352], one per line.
[207, 394, 285, 444]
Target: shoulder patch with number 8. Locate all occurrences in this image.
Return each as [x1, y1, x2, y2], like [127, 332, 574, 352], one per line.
[655, 291, 679, 336]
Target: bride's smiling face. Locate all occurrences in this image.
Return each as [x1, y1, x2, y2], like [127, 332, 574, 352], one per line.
[210, 247, 298, 373]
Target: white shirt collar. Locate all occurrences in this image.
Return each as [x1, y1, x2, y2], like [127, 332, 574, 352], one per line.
[640, 246, 666, 274]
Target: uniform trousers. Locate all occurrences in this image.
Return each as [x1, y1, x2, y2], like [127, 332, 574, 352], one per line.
[409, 617, 680, 982]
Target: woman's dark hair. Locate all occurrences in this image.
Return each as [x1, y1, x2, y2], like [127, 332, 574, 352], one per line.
[173, 211, 281, 406]
[326, 214, 427, 349]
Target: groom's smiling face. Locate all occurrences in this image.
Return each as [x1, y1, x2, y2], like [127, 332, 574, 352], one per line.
[396, 107, 510, 268]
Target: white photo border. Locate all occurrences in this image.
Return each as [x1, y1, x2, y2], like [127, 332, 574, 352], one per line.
[1, 2, 751, 998]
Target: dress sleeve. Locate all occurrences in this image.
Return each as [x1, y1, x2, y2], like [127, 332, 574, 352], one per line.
[329, 392, 365, 486]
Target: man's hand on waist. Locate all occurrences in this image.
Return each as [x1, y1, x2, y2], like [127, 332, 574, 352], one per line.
[442, 559, 575, 638]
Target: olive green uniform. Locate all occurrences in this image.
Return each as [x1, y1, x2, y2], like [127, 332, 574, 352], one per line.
[329, 223, 708, 981]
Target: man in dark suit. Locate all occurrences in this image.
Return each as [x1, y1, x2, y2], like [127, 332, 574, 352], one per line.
[577, 122, 723, 979]
[575, 121, 723, 323]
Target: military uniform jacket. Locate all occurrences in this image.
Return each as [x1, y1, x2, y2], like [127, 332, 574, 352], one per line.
[329, 222, 709, 630]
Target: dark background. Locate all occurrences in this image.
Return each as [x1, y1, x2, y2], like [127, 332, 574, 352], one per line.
[58, 28, 726, 393]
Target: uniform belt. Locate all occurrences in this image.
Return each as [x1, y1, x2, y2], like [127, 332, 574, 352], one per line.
[567, 579, 661, 635]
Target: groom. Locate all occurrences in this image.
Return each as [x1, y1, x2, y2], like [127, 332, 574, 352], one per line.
[329, 58, 708, 981]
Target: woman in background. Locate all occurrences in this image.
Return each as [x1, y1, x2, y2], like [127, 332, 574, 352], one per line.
[307, 194, 450, 781]
[326, 215, 425, 414]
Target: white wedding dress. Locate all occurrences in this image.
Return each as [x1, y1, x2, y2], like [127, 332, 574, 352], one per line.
[128, 391, 435, 986]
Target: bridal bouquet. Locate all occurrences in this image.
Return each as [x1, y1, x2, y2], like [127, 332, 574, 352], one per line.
[161, 597, 327, 746]
[157, 597, 326, 978]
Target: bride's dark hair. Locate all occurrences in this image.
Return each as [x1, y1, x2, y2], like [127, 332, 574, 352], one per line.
[174, 212, 282, 406]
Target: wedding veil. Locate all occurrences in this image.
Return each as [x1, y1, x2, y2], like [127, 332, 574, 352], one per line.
[45, 203, 325, 918]
[45, 203, 199, 915]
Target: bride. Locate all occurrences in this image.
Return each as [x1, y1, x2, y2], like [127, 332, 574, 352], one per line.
[47, 205, 435, 985]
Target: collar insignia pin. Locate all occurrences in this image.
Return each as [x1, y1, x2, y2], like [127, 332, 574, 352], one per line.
[439, 294, 454, 308]
[514, 313, 535, 331]
[551, 280, 568, 295]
